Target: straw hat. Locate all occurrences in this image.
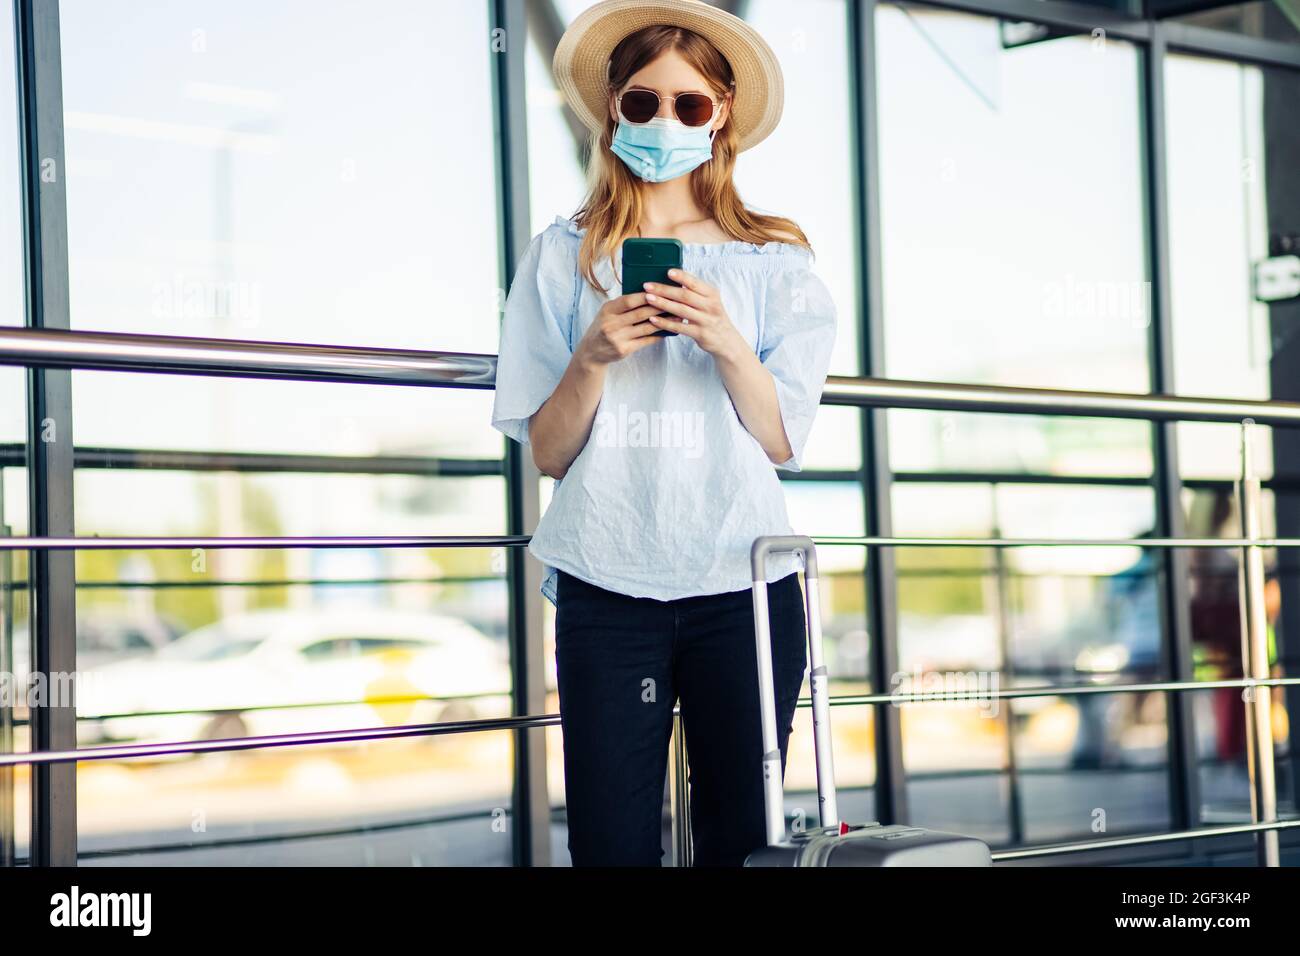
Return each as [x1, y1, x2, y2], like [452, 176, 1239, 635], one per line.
[552, 0, 784, 153]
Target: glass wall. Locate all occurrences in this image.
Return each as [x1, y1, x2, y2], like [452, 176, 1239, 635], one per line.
[877, 2, 1169, 846]
[55, 0, 514, 865]
[1166, 49, 1300, 826]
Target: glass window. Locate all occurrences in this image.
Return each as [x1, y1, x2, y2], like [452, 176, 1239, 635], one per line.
[890, 410, 1154, 477]
[1165, 50, 1298, 822]
[878, 4, 1151, 477]
[1166, 53, 1296, 478]
[877, 4, 1166, 844]
[55, 0, 516, 864]
[76, 734, 516, 865]
[74, 566, 514, 862]
[879, 4, 1148, 393]
[892, 479, 1170, 843]
[58, 0, 499, 352]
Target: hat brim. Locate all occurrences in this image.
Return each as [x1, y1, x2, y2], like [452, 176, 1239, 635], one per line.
[552, 0, 784, 154]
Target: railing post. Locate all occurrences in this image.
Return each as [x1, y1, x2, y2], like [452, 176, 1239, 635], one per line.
[0, 506, 13, 867]
[491, 0, 549, 868]
[669, 714, 691, 867]
[16, 0, 78, 868]
[1236, 419, 1279, 867]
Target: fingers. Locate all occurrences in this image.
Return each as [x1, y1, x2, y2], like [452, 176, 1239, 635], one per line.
[615, 304, 670, 333]
[619, 316, 662, 340]
[604, 302, 665, 336]
[607, 320, 663, 359]
[609, 291, 652, 319]
[607, 310, 664, 356]
[644, 289, 708, 325]
[642, 278, 709, 313]
[623, 329, 665, 354]
[664, 268, 715, 298]
[647, 313, 700, 340]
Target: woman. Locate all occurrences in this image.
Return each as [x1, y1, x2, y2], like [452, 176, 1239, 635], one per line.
[491, 0, 837, 866]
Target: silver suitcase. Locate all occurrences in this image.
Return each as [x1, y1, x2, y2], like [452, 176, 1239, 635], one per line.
[744, 535, 993, 867]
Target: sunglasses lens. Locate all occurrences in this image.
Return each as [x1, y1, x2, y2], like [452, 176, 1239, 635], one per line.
[675, 93, 714, 127]
[620, 90, 659, 124]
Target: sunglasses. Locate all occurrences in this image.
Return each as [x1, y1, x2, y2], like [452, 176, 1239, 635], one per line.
[615, 87, 725, 127]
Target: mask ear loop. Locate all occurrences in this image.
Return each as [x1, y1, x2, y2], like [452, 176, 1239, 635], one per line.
[708, 82, 734, 143]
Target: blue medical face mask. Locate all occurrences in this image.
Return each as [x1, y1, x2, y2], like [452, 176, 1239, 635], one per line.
[610, 114, 717, 183]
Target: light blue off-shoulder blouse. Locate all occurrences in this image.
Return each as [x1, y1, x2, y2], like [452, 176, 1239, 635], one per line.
[491, 213, 838, 605]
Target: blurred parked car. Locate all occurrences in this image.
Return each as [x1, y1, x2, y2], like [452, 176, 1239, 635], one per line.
[9, 611, 183, 742]
[76, 607, 511, 748]
[10, 610, 182, 676]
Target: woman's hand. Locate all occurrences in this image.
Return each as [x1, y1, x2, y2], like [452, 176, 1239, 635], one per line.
[642, 269, 747, 361]
[529, 292, 662, 480]
[645, 268, 794, 465]
[574, 292, 664, 368]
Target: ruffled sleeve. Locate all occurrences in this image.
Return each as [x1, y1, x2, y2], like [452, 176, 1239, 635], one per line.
[491, 225, 580, 445]
[758, 255, 838, 472]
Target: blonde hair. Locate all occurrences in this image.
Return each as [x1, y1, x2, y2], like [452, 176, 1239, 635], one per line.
[569, 24, 810, 295]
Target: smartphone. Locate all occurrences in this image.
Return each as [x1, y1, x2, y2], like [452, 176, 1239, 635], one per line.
[622, 237, 683, 337]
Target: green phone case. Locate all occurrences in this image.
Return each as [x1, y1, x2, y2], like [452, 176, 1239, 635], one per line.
[622, 237, 684, 337]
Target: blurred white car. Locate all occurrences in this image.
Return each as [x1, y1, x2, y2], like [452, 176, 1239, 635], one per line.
[9, 611, 182, 678]
[76, 607, 512, 748]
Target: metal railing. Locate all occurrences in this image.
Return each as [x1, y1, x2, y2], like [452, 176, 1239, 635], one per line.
[7, 325, 1300, 423]
[0, 326, 1296, 866]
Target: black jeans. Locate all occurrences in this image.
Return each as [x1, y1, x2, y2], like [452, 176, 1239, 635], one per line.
[554, 568, 807, 866]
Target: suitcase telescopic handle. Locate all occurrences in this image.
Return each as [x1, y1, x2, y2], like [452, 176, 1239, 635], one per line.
[750, 535, 839, 848]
